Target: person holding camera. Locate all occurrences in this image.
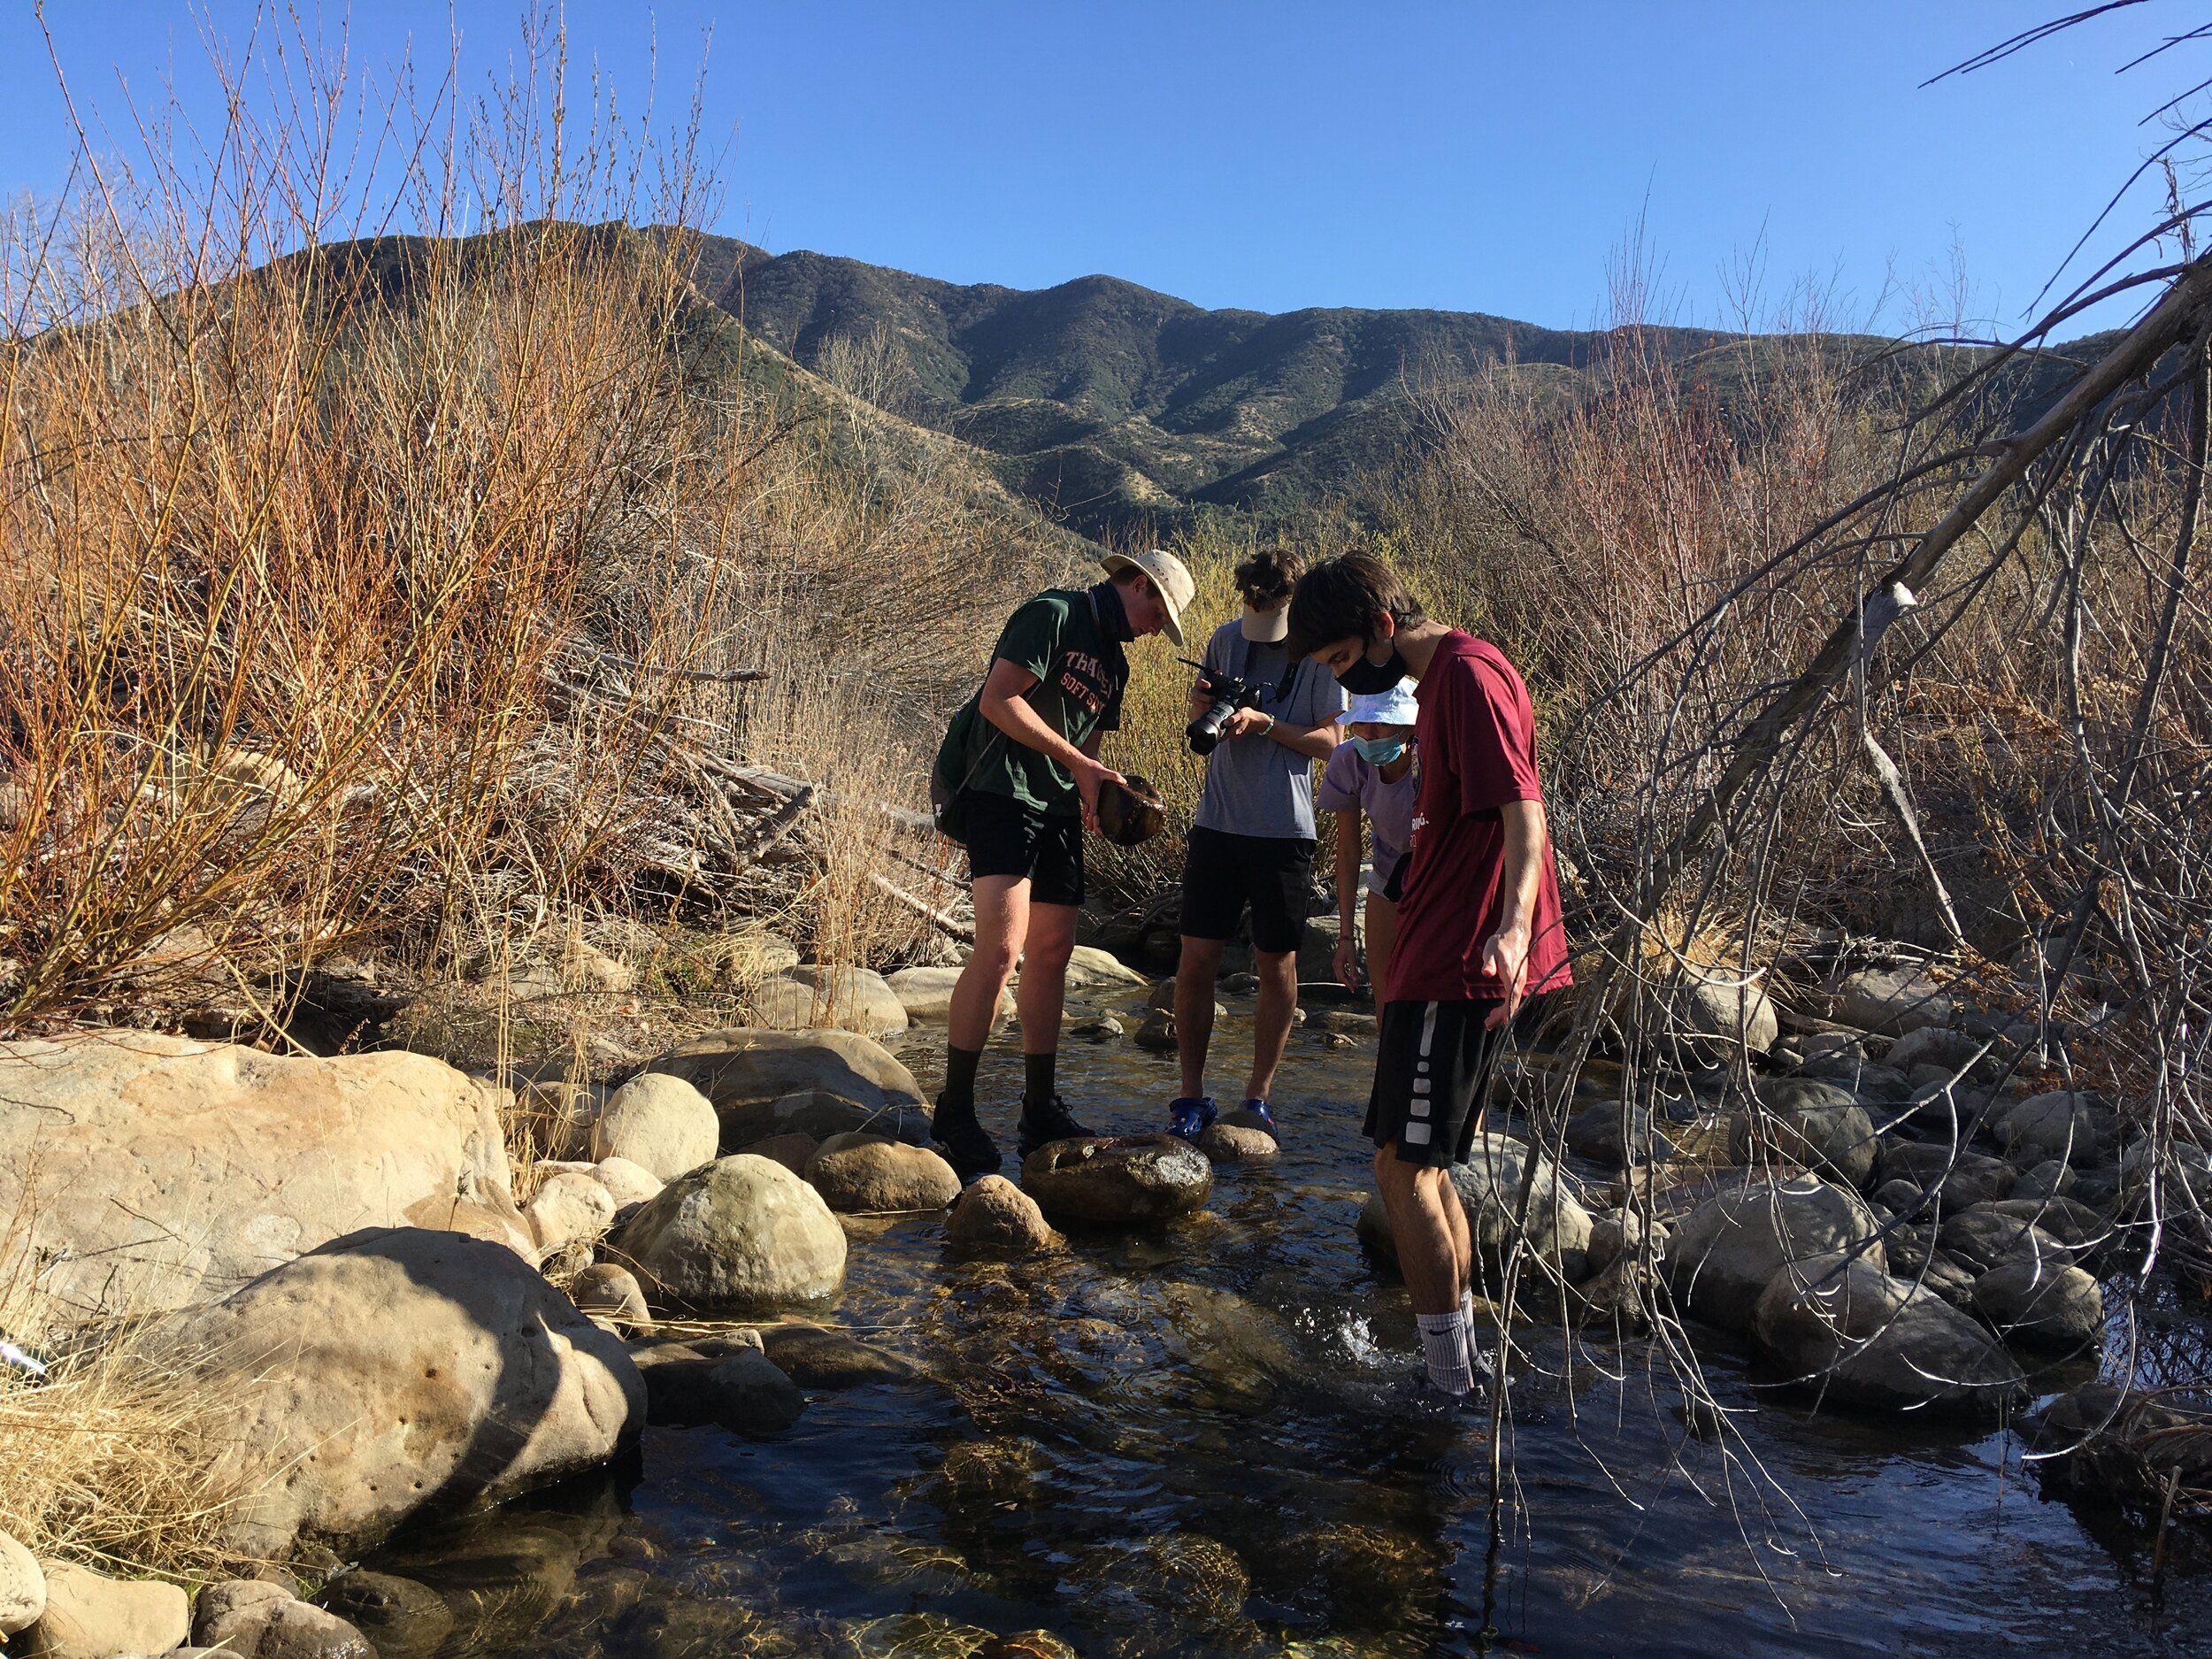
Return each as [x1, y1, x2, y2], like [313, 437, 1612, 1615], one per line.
[1315, 681, 1421, 1018]
[930, 548, 1194, 1179]
[1167, 549, 1347, 1141]
[1286, 549, 1570, 1402]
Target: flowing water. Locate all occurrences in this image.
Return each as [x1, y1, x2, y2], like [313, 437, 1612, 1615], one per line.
[363, 997, 2209, 1657]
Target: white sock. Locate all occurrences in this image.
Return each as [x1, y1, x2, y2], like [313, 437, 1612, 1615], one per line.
[1460, 1286, 1476, 1328]
[1417, 1310, 1474, 1395]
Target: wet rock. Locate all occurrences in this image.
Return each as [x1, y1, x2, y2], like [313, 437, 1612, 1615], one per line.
[946, 1175, 1059, 1254]
[1939, 1204, 2075, 1275]
[1134, 1010, 1179, 1052]
[748, 965, 910, 1039]
[2024, 1382, 2212, 1509]
[571, 1263, 650, 1325]
[0, 1033, 523, 1319]
[736, 1129, 820, 1174]
[1070, 1015, 1124, 1041]
[587, 1072, 720, 1181]
[1732, 1078, 1876, 1188]
[1993, 1090, 2117, 1166]
[641, 1027, 926, 1134]
[1195, 1123, 1279, 1161]
[1060, 946, 1148, 992]
[1664, 1174, 1884, 1331]
[885, 965, 1011, 1023]
[1826, 963, 1953, 1034]
[525, 1170, 617, 1255]
[1267, 1523, 1440, 1632]
[149, 1227, 642, 1556]
[1973, 1261, 2104, 1349]
[1307, 1009, 1377, 1036]
[588, 1156, 664, 1212]
[804, 1133, 960, 1213]
[633, 1343, 803, 1435]
[1573, 1253, 1660, 1332]
[1070, 1535, 1256, 1659]
[1020, 1135, 1212, 1226]
[20, 1563, 188, 1659]
[935, 1437, 1048, 1510]
[1565, 1102, 1677, 1168]
[1873, 1141, 2016, 1209]
[617, 1154, 847, 1313]
[316, 1573, 453, 1657]
[0, 1531, 42, 1637]
[975, 1632, 1079, 1659]
[758, 1322, 924, 1387]
[1749, 1250, 2025, 1415]
[195, 1581, 373, 1659]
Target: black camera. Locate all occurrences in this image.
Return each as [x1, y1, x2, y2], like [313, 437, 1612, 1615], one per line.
[1180, 657, 1263, 756]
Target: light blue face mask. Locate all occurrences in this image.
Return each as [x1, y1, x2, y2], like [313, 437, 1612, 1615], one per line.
[1352, 735, 1408, 765]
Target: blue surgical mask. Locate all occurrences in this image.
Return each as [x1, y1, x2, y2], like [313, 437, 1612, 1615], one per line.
[1352, 735, 1407, 765]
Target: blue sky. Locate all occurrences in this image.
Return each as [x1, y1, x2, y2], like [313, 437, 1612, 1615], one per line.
[0, 3, 2196, 336]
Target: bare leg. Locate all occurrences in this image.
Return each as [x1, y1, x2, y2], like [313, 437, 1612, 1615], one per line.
[1015, 902, 1079, 1056]
[950, 875, 1027, 1052]
[1175, 935, 1225, 1099]
[1245, 947, 1298, 1101]
[1374, 1148, 1466, 1317]
[1363, 891, 1398, 1021]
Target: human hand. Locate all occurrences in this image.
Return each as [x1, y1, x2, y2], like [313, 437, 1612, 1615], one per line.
[1219, 707, 1272, 741]
[1332, 934, 1360, 992]
[1075, 757, 1125, 835]
[1479, 924, 1531, 1028]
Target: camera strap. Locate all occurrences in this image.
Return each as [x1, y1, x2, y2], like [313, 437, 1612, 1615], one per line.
[1230, 630, 1300, 707]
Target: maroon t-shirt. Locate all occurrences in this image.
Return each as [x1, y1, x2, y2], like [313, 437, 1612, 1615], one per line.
[1384, 631, 1572, 1005]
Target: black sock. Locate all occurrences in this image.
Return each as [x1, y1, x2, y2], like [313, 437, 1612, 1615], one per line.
[940, 1045, 983, 1121]
[1021, 1050, 1057, 1111]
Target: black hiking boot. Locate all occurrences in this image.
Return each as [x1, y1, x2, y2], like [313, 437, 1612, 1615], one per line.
[931, 1095, 1002, 1182]
[1017, 1094, 1098, 1159]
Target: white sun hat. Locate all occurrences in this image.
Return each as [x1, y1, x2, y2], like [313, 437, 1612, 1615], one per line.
[1099, 548, 1194, 646]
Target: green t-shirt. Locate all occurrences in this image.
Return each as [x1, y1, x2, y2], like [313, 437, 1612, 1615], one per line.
[936, 588, 1127, 818]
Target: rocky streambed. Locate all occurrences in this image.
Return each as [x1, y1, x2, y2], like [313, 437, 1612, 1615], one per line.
[4, 968, 2209, 1658]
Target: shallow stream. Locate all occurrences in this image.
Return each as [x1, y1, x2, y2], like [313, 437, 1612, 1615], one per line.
[365, 998, 2209, 1657]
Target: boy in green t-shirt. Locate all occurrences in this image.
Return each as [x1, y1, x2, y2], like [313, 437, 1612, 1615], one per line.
[931, 549, 1194, 1177]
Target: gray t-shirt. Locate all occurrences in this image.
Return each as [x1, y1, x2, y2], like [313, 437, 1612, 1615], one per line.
[1192, 620, 1348, 841]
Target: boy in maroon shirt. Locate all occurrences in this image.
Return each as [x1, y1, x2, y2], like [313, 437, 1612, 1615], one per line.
[1286, 552, 1571, 1399]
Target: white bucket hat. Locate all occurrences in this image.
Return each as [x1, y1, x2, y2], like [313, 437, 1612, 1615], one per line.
[1100, 548, 1194, 646]
[1347, 680, 1420, 725]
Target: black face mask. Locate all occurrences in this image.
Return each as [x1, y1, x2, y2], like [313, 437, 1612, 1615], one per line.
[1088, 580, 1135, 644]
[1335, 642, 1409, 695]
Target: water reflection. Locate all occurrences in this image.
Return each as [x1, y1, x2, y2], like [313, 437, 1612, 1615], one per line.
[359, 1002, 2209, 1657]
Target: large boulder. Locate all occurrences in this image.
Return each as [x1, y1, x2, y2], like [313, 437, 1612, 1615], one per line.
[0, 1531, 42, 1638]
[19, 1563, 188, 1659]
[1020, 1136, 1212, 1226]
[884, 966, 1012, 1024]
[1749, 1251, 2026, 1415]
[148, 1227, 642, 1558]
[0, 1033, 525, 1318]
[748, 967, 909, 1040]
[945, 1175, 1059, 1255]
[1665, 1174, 1884, 1331]
[1973, 1261, 2104, 1350]
[1939, 1204, 2076, 1276]
[1825, 964, 1954, 1034]
[1356, 1134, 1594, 1284]
[615, 1155, 848, 1313]
[587, 1073, 720, 1181]
[1732, 1079, 1877, 1188]
[1993, 1091, 2118, 1166]
[803, 1134, 961, 1213]
[640, 1029, 926, 1144]
[1056, 946, 1148, 992]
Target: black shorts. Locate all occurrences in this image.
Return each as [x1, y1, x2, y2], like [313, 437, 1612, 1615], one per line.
[962, 789, 1083, 908]
[1179, 826, 1316, 956]
[1365, 999, 1510, 1166]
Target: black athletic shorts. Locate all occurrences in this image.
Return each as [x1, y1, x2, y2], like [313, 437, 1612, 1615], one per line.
[962, 788, 1084, 908]
[1365, 998, 1511, 1166]
[1179, 826, 1317, 956]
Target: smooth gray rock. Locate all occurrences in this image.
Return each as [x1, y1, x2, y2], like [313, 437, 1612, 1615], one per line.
[1995, 1091, 2118, 1166]
[634, 1342, 803, 1434]
[1939, 1204, 2075, 1275]
[617, 1154, 848, 1313]
[588, 1072, 720, 1181]
[1665, 1174, 1884, 1332]
[1974, 1260, 2104, 1349]
[1826, 964, 1954, 1034]
[641, 1028, 926, 1132]
[803, 1133, 960, 1214]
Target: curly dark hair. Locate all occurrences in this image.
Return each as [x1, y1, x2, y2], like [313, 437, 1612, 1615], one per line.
[1233, 547, 1302, 610]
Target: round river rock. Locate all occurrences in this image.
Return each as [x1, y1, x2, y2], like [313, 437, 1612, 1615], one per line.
[1020, 1134, 1212, 1226]
[617, 1153, 848, 1312]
